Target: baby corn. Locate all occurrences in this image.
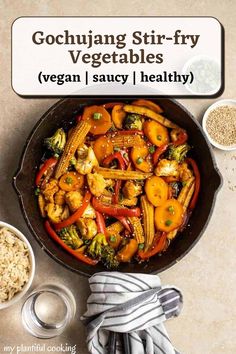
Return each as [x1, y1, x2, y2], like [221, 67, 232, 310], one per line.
[94, 167, 152, 180]
[55, 121, 91, 179]
[123, 104, 179, 129]
[183, 182, 195, 210]
[107, 221, 124, 235]
[140, 196, 155, 251]
[100, 191, 137, 206]
[110, 134, 144, 148]
[128, 216, 144, 244]
[100, 195, 112, 204]
[167, 178, 195, 240]
[38, 194, 46, 218]
[177, 177, 195, 204]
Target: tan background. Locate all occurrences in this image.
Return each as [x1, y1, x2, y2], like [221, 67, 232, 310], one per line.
[0, 1, 236, 353]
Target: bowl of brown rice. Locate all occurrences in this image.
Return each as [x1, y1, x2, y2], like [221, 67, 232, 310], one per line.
[0, 221, 35, 309]
[202, 99, 236, 151]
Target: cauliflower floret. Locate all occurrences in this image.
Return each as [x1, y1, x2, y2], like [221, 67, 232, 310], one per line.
[87, 173, 106, 197]
[105, 179, 114, 188]
[61, 205, 70, 220]
[82, 203, 96, 219]
[65, 191, 83, 212]
[123, 181, 143, 199]
[155, 159, 179, 177]
[42, 179, 59, 203]
[54, 190, 66, 205]
[45, 203, 64, 223]
[65, 190, 96, 218]
[178, 162, 193, 181]
[75, 145, 98, 175]
[76, 218, 97, 239]
[77, 144, 88, 159]
[102, 179, 115, 197]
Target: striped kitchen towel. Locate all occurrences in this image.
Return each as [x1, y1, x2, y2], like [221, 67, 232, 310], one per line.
[81, 272, 183, 354]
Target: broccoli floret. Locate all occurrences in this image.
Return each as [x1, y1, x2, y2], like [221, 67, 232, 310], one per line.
[108, 122, 117, 132]
[101, 246, 120, 269]
[167, 144, 190, 163]
[87, 233, 107, 258]
[124, 114, 143, 130]
[58, 225, 83, 250]
[68, 156, 77, 171]
[44, 128, 66, 156]
[87, 233, 119, 269]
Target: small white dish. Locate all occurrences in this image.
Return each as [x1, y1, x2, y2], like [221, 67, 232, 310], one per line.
[182, 55, 221, 95]
[0, 221, 35, 310]
[202, 99, 236, 151]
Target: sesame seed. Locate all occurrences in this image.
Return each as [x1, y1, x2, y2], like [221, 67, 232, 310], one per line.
[206, 105, 236, 146]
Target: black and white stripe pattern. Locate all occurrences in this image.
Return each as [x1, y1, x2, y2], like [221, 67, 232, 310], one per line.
[81, 272, 183, 354]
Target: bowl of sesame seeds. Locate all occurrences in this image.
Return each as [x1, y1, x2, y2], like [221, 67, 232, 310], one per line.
[202, 99, 236, 151]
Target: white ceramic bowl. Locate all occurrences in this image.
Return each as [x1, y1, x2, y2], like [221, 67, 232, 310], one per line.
[182, 55, 221, 95]
[0, 221, 35, 310]
[202, 99, 236, 151]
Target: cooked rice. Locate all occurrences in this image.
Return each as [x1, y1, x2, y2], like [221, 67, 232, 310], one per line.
[0, 227, 30, 302]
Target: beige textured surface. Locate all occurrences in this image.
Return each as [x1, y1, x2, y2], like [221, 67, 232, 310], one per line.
[0, 1, 236, 353]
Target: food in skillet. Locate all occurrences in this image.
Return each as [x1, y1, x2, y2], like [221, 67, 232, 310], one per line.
[35, 99, 200, 269]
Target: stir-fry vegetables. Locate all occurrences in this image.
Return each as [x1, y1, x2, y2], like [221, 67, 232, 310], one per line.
[143, 120, 169, 147]
[145, 176, 169, 207]
[44, 128, 66, 156]
[58, 225, 83, 250]
[35, 158, 58, 187]
[82, 105, 112, 135]
[55, 121, 91, 179]
[87, 232, 120, 269]
[132, 99, 163, 114]
[93, 136, 113, 163]
[124, 114, 143, 130]
[112, 104, 126, 129]
[36, 99, 201, 269]
[167, 143, 190, 163]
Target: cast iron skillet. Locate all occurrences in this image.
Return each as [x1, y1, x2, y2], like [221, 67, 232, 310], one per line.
[13, 98, 222, 276]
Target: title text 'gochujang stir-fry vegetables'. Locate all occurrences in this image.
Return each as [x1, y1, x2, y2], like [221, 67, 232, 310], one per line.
[35, 99, 200, 269]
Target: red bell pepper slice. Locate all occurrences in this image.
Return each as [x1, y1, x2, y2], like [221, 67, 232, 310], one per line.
[173, 129, 188, 146]
[103, 152, 127, 204]
[95, 211, 107, 236]
[54, 191, 91, 230]
[35, 157, 58, 186]
[102, 102, 124, 109]
[152, 144, 169, 165]
[44, 220, 97, 265]
[92, 197, 141, 218]
[115, 216, 132, 233]
[186, 158, 200, 211]
[113, 180, 121, 204]
[138, 232, 167, 260]
[76, 115, 82, 123]
[103, 152, 126, 170]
